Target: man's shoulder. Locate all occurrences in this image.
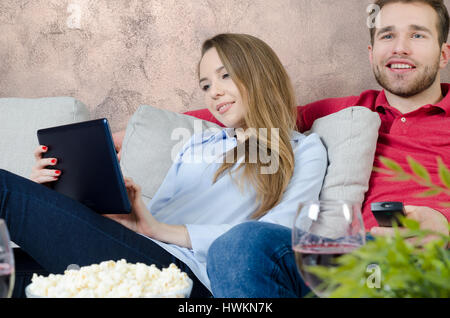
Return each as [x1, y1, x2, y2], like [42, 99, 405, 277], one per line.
[298, 89, 382, 131]
[302, 89, 381, 109]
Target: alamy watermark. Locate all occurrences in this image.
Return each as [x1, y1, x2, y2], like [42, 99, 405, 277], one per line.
[366, 264, 382, 289]
[67, 2, 82, 29]
[367, 4, 381, 29]
[170, 120, 281, 175]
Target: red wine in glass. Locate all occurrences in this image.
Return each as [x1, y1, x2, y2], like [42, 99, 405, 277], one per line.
[293, 242, 361, 297]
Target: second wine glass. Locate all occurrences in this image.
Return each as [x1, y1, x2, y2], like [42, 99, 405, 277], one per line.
[0, 219, 15, 298]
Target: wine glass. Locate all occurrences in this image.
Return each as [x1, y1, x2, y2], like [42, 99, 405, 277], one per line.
[292, 200, 366, 298]
[0, 219, 15, 298]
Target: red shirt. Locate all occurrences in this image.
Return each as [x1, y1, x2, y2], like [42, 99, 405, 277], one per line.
[185, 84, 450, 229]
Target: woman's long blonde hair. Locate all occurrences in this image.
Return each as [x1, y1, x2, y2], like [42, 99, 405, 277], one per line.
[200, 33, 298, 219]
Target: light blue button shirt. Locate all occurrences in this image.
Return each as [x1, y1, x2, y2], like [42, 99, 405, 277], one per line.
[142, 128, 327, 291]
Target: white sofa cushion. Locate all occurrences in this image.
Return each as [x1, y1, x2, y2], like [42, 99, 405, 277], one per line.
[0, 97, 90, 178]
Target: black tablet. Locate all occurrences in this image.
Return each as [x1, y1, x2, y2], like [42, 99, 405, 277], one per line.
[37, 118, 131, 214]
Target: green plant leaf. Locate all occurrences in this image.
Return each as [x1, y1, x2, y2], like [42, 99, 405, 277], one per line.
[386, 174, 411, 182]
[379, 156, 404, 173]
[402, 218, 420, 231]
[306, 155, 450, 298]
[373, 166, 394, 175]
[415, 188, 442, 198]
[306, 229, 450, 298]
[437, 157, 450, 189]
[407, 156, 431, 183]
[440, 202, 450, 208]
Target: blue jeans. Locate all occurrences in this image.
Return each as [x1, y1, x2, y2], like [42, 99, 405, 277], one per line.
[207, 221, 310, 298]
[0, 169, 211, 298]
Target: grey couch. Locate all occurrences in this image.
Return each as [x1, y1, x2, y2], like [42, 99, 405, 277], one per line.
[0, 96, 380, 297]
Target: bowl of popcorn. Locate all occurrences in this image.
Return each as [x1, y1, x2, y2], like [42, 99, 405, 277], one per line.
[25, 259, 193, 298]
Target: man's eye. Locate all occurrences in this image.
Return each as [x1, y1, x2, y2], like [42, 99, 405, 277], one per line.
[381, 34, 393, 40]
[412, 33, 424, 39]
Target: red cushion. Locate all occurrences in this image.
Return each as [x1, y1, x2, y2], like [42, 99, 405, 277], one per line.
[184, 107, 303, 128]
[183, 109, 225, 127]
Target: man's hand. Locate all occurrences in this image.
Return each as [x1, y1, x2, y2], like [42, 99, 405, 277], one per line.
[371, 205, 449, 246]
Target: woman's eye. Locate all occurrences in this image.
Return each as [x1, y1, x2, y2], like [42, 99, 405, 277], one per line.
[222, 73, 230, 79]
[202, 85, 210, 91]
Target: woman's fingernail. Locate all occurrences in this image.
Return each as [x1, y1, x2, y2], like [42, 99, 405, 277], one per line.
[51, 159, 57, 164]
[42, 146, 48, 151]
[55, 170, 61, 175]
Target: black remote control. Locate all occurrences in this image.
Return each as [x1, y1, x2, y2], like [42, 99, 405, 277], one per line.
[371, 201, 406, 227]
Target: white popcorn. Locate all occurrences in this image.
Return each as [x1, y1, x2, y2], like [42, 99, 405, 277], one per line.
[28, 260, 191, 298]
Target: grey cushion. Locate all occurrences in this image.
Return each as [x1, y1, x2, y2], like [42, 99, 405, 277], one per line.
[120, 105, 221, 205]
[0, 97, 90, 178]
[309, 106, 380, 203]
[306, 106, 380, 237]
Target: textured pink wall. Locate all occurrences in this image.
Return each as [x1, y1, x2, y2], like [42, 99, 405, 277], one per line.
[1, 0, 450, 132]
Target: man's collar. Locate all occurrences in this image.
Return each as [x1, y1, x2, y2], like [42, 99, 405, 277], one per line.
[434, 83, 450, 116]
[375, 83, 450, 116]
[374, 90, 390, 114]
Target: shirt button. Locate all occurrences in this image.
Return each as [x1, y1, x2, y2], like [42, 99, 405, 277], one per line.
[401, 117, 407, 123]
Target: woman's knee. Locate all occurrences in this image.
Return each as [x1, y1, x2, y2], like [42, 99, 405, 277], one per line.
[207, 221, 292, 266]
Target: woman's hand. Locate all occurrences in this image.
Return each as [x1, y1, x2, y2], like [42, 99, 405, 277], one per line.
[112, 130, 126, 162]
[104, 177, 159, 237]
[30, 145, 61, 184]
[105, 177, 192, 248]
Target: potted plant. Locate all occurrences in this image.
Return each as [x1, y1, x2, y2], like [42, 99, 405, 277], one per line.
[306, 156, 450, 298]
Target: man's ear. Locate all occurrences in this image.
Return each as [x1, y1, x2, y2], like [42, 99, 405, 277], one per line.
[368, 44, 374, 66]
[439, 43, 450, 69]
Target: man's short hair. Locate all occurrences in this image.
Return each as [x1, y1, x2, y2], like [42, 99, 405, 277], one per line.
[370, 0, 450, 46]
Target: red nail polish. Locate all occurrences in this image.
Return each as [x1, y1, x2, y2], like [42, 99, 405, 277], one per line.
[42, 146, 48, 151]
[55, 170, 61, 175]
[51, 159, 57, 164]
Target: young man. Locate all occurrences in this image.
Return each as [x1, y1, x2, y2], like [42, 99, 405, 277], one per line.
[206, 0, 450, 297]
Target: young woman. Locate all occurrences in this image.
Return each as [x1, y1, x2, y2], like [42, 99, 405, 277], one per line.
[0, 33, 327, 297]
